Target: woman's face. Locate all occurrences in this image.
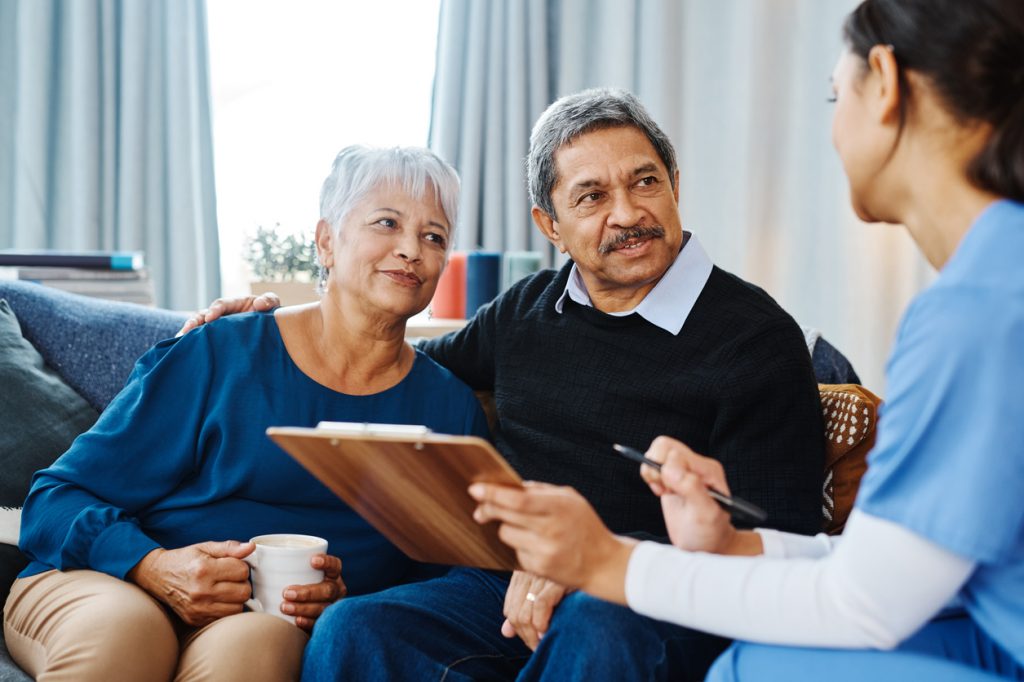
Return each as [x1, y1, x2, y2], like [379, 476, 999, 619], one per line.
[831, 50, 896, 223]
[321, 184, 450, 320]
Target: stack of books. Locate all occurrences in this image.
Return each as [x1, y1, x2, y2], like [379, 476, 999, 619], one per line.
[0, 250, 155, 306]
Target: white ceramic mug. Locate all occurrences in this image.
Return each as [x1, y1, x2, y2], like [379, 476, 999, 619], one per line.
[244, 533, 328, 623]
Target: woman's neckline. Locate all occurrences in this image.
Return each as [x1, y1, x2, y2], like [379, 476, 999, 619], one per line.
[268, 307, 419, 397]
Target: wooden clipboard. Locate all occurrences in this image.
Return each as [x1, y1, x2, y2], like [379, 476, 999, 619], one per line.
[266, 425, 522, 571]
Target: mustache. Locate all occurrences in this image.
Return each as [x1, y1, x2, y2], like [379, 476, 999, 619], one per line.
[598, 226, 665, 254]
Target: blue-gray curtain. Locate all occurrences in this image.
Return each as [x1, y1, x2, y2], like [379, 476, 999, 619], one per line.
[429, 0, 552, 257]
[428, 0, 934, 392]
[0, 0, 220, 310]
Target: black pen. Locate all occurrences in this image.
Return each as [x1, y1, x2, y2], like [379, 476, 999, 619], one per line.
[612, 444, 768, 525]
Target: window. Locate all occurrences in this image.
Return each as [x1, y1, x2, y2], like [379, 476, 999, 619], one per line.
[207, 0, 441, 296]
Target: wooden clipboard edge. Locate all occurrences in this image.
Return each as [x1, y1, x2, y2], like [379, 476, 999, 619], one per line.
[265, 427, 522, 570]
[266, 427, 522, 485]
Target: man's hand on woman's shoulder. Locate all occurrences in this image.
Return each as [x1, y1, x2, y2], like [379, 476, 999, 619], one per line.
[176, 293, 282, 337]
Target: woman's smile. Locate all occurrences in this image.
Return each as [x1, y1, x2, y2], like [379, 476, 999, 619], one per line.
[380, 269, 423, 287]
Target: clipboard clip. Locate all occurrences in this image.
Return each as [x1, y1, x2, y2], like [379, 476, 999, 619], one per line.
[316, 422, 433, 448]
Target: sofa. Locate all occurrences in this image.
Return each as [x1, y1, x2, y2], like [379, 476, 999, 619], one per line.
[0, 279, 870, 680]
[0, 280, 187, 680]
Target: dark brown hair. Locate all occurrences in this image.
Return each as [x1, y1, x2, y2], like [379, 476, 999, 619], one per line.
[844, 0, 1024, 202]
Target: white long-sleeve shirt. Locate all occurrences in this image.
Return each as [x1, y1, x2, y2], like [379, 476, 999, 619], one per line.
[624, 509, 974, 649]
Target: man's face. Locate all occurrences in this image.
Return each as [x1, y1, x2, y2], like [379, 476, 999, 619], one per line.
[533, 126, 683, 312]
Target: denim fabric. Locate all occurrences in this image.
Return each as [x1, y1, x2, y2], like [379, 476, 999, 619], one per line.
[708, 614, 1024, 682]
[301, 567, 729, 681]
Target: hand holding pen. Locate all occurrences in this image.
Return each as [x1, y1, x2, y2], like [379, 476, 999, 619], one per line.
[469, 435, 770, 600]
[615, 437, 767, 555]
[613, 442, 767, 525]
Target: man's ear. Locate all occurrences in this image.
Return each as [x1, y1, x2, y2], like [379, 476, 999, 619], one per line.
[315, 219, 334, 268]
[867, 44, 901, 125]
[672, 169, 681, 204]
[531, 206, 566, 253]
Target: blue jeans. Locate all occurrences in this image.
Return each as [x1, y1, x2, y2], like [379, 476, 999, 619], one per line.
[301, 567, 729, 681]
[708, 613, 1024, 681]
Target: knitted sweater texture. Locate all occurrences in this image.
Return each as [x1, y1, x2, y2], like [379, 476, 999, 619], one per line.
[423, 263, 825, 537]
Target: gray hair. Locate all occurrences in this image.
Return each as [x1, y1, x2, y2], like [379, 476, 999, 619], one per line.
[317, 145, 460, 291]
[527, 88, 678, 219]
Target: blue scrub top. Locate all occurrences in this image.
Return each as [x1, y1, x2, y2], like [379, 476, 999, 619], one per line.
[856, 200, 1024, 666]
[19, 311, 490, 596]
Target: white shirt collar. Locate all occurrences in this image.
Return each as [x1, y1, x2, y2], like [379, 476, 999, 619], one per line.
[553, 231, 714, 335]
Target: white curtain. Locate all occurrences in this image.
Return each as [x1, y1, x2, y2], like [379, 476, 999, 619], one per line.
[0, 0, 221, 310]
[429, 0, 934, 391]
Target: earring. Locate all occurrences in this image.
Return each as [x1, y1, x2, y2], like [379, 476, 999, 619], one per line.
[316, 265, 330, 294]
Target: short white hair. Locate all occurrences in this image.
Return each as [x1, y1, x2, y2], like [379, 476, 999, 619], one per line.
[319, 145, 460, 241]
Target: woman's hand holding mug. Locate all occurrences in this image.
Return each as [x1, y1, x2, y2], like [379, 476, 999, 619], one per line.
[128, 540, 255, 627]
[245, 533, 346, 632]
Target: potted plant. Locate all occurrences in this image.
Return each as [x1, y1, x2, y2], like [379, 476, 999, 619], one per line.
[243, 224, 321, 306]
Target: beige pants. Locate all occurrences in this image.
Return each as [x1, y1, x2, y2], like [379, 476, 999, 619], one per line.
[3, 570, 308, 682]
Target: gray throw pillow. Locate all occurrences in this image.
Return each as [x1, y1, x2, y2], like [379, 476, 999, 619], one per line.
[0, 299, 99, 506]
[0, 299, 99, 605]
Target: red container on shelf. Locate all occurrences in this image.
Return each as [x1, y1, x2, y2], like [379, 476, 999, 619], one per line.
[430, 251, 466, 319]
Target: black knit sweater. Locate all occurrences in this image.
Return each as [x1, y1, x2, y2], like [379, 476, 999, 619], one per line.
[422, 263, 824, 537]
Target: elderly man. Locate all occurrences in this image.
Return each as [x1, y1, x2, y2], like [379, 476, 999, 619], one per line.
[192, 88, 824, 680]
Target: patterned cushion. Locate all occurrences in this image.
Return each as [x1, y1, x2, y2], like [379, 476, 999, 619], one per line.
[819, 383, 883, 534]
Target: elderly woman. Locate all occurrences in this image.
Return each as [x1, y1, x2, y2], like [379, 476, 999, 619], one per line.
[4, 146, 489, 681]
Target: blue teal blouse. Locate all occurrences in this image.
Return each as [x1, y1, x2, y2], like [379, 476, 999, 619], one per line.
[18, 311, 489, 595]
